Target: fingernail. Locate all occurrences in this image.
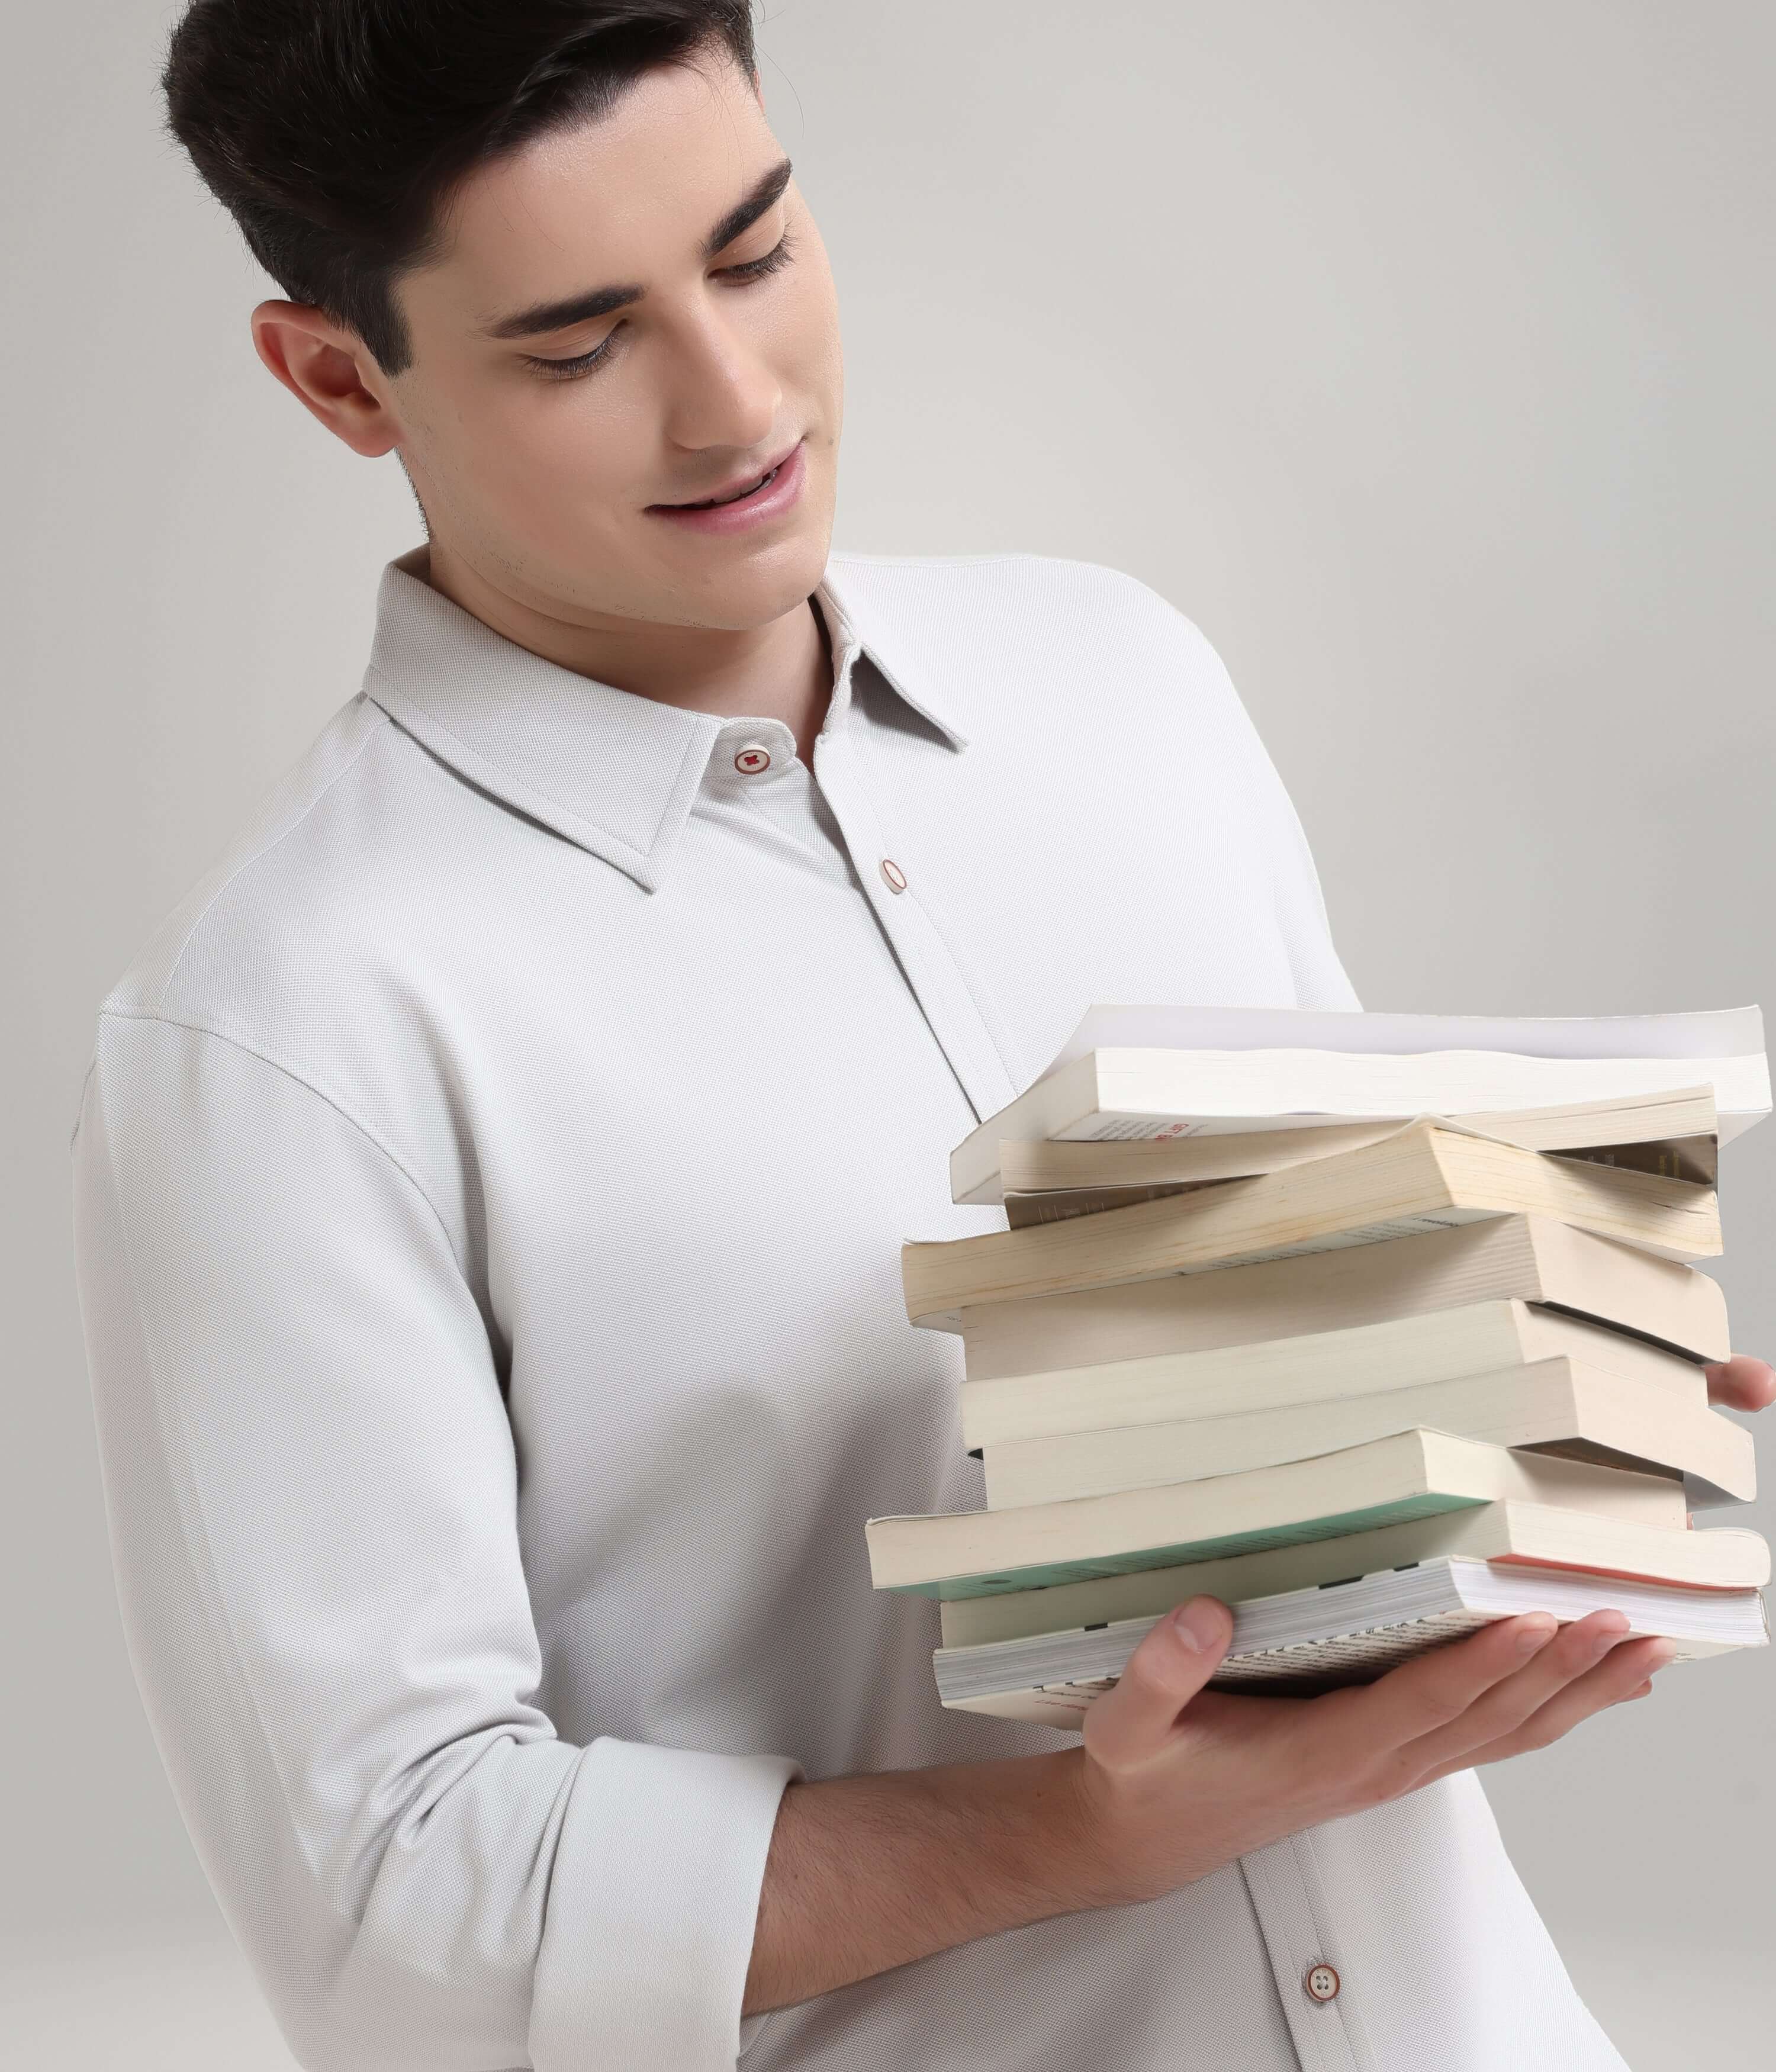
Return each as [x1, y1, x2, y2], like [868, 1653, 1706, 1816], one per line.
[1591, 1616, 1631, 1656]
[1516, 1617, 1556, 1654]
[1170, 1598, 1226, 1653]
[1643, 1639, 1679, 1671]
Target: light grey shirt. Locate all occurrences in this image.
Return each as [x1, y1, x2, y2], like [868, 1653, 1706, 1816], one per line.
[70, 543, 1629, 2071]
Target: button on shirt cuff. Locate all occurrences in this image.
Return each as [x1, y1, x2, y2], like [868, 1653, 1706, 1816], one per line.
[529, 1736, 805, 2070]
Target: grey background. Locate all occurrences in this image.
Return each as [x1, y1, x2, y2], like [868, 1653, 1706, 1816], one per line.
[5, 2, 1771, 2064]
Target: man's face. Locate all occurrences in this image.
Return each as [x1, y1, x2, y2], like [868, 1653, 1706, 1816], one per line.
[383, 51, 842, 630]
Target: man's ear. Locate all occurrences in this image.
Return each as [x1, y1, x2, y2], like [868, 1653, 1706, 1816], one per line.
[249, 300, 400, 460]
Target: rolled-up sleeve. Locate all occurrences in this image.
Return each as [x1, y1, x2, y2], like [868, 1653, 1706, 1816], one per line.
[69, 1010, 802, 2071]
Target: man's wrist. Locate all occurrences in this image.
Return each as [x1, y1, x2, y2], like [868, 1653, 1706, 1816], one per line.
[1000, 1745, 1115, 1917]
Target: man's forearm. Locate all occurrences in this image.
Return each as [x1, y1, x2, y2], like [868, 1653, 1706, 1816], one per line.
[742, 1748, 1106, 2018]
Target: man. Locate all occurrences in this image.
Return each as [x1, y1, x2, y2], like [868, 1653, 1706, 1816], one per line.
[70, 5, 1773, 2068]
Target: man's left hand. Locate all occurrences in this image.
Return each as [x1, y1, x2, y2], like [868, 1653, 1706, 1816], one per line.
[1690, 1356, 1771, 1524]
[1702, 1355, 1776, 1412]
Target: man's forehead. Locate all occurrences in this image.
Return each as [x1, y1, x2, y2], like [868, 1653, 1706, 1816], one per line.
[443, 56, 771, 265]
[437, 165, 795, 356]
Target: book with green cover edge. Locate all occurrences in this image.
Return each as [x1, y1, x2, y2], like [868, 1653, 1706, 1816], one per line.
[882, 1491, 1488, 1599]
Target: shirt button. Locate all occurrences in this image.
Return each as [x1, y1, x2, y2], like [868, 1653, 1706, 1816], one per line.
[880, 858, 908, 893]
[1304, 1961, 1341, 2004]
[733, 742, 772, 774]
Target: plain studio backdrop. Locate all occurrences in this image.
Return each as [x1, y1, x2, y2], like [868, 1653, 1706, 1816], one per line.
[5, 3, 1771, 2065]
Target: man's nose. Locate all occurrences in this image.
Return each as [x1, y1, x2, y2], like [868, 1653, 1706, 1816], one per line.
[659, 304, 783, 455]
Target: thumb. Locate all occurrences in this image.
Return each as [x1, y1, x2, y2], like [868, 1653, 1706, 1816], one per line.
[1085, 1595, 1234, 1765]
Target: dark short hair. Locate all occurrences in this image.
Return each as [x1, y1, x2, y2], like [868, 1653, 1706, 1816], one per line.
[162, 1, 758, 375]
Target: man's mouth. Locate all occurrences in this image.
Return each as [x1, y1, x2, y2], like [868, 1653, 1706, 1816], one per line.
[655, 439, 802, 511]
[674, 464, 780, 510]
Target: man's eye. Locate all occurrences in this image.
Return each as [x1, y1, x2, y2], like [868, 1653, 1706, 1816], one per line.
[719, 227, 797, 282]
[522, 229, 798, 382]
[523, 334, 618, 382]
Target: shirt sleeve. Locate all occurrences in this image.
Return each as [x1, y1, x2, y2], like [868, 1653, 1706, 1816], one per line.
[69, 1010, 802, 2072]
[1245, 737, 1364, 1014]
[1141, 578, 1365, 1014]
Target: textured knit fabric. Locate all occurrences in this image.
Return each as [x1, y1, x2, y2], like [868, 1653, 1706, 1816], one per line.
[68, 543, 1632, 2071]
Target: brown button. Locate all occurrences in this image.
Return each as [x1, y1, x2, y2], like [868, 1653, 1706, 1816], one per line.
[880, 858, 908, 892]
[1304, 1961, 1340, 2003]
[733, 742, 771, 774]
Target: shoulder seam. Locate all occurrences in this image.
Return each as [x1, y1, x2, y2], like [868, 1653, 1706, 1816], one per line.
[144, 703, 390, 1016]
[95, 1006, 469, 1280]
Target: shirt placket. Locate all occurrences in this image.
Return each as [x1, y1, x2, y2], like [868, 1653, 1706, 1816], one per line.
[1240, 1833, 1373, 2072]
[713, 719, 852, 885]
[731, 613, 1363, 2070]
[805, 647, 1021, 1125]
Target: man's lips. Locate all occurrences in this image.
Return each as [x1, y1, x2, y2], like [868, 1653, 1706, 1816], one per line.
[649, 437, 804, 510]
[644, 439, 809, 532]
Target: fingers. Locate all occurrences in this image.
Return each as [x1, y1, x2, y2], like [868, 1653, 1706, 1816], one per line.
[1084, 1597, 1233, 1768]
[1703, 1354, 1776, 1412]
[1308, 1611, 1565, 1771]
[1413, 1631, 1679, 1787]
[1394, 1611, 1643, 1779]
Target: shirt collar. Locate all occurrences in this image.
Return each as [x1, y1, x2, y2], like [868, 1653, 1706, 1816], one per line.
[360, 542, 968, 892]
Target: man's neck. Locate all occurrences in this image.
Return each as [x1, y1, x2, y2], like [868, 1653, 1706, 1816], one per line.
[419, 538, 835, 771]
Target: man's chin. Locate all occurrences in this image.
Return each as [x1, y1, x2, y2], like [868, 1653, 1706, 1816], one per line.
[642, 521, 837, 629]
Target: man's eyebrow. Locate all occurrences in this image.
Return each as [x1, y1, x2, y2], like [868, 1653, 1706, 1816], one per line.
[474, 155, 794, 342]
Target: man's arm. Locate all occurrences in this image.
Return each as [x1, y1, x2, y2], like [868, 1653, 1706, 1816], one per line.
[71, 1012, 799, 2072]
[66, 1008, 1678, 2066]
[744, 1593, 1669, 2018]
[742, 582, 1668, 2018]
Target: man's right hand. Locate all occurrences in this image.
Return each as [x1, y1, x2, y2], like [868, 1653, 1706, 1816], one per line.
[1061, 1596, 1674, 1909]
[743, 1594, 1673, 2020]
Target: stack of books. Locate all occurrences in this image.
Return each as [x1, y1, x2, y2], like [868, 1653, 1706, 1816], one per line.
[865, 1005, 1774, 1726]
